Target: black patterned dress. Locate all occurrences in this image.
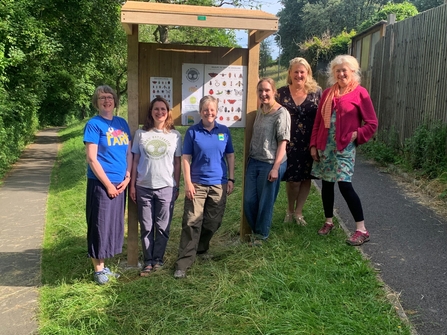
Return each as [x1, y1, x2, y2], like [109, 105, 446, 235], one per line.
[277, 86, 322, 182]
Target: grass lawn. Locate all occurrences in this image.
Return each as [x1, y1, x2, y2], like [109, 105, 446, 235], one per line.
[39, 121, 412, 334]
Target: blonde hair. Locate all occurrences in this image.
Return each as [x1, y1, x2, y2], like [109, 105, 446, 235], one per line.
[199, 95, 218, 112]
[327, 55, 361, 86]
[287, 57, 319, 93]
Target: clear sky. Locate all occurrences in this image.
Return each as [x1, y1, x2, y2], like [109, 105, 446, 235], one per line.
[234, 0, 283, 59]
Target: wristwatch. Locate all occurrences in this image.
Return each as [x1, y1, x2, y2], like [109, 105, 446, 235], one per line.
[228, 178, 235, 183]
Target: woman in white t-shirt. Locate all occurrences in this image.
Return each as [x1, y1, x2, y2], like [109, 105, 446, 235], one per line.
[130, 97, 182, 276]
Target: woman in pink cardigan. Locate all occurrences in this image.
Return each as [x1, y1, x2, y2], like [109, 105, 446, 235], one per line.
[310, 55, 378, 246]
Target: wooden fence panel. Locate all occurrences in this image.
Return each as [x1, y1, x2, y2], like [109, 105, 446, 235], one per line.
[371, 4, 447, 146]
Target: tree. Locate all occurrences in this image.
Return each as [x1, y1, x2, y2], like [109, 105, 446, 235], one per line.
[357, 1, 418, 32]
[148, 0, 255, 45]
[259, 40, 273, 76]
[0, 0, 57, 173]
[35, 0, 125, 124]
[410, 0, 443, 12]
[277, 0, 307, 66]
[277, 0, 388, 65]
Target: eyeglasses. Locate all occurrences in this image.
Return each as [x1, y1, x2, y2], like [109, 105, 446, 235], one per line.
[98, 96, 114, 101]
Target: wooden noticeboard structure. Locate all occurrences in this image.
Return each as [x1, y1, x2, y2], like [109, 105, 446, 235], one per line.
[121, 1, 278, 266]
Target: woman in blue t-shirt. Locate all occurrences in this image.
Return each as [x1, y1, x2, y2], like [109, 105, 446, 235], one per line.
[83, 85, 132, 285]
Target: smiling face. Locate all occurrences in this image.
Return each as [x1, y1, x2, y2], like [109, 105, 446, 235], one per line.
[257, 80, 276, 106]
[200, 101, 217, 127]
[334, 63, 354, 88]
[289, 64, 308, 87]
[97, 92, 115, 115]
[151, 101, 168, 126]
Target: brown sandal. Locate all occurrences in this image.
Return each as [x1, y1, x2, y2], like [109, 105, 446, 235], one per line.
[140, 265, 153, 277]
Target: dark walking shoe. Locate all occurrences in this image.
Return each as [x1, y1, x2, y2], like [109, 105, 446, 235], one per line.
[174, 269, 186, 279]
[318, 222, 334, 235]
[346, 230, 370, 246]
[197, 252, 213, 261]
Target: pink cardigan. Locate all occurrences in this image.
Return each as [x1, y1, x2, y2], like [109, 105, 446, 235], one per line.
[310, 85, 378, 152]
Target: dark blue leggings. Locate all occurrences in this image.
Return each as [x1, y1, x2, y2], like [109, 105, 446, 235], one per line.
[321, 180, 364, 222]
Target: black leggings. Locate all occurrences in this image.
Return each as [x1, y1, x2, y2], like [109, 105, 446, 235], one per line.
[321, 180, 364, 222]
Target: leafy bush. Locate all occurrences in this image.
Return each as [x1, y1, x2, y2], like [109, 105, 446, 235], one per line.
[404, 122, 447, 178]
[362, 123, 447, 180]
[360, 139, 399, 166]
[299, 30, 356, 70]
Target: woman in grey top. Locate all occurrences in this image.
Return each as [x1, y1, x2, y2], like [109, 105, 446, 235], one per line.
[243, 78, 291, 245]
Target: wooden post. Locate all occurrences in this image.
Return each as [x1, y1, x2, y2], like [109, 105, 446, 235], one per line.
[387, 14, 396, 25]
[127, 24, 139, 267]
[239, 30, 261, 241]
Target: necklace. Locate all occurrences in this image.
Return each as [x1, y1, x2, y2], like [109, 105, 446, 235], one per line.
[262, 103, 276, 115]
[102, 115, 114, 132]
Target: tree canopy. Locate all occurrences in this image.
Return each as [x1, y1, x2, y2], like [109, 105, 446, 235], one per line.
[1, 0, 442, 177]
[276, 0, 428, 69]
[0, 0, 244, 176]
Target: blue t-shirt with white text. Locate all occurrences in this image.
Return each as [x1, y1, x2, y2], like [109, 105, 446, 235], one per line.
[83, 115, 131, 183]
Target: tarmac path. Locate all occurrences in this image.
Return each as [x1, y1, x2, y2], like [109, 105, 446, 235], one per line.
[315, 155, 447, 335]
[0, 128, 59, 335]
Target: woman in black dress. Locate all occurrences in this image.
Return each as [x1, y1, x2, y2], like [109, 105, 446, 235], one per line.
[277, 57, 321, 225]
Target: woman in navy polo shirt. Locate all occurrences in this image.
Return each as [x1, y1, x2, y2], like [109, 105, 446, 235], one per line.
[174, 95, 235, 279]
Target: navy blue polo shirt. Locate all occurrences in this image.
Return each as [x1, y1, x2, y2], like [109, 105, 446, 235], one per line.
[183, 120, 234, 185]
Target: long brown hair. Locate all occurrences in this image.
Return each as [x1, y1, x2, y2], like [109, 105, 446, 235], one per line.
[143, 97, 175, 132]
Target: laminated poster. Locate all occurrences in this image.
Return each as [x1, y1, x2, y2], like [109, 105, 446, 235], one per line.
[181, 63, 247, 127]
[181, 64, 205, 125]
[150, 77, 173, 106]
[204, 64, 247, 128]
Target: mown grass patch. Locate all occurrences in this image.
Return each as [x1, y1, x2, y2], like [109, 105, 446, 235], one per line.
[39, 121, 412, 335]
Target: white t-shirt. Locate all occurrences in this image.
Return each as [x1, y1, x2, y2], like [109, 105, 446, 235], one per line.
[131, 128, 182, 189]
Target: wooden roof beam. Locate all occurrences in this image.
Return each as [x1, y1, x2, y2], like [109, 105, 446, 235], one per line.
[254, 30, 274, 43]
[121, 1, 278, 32]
